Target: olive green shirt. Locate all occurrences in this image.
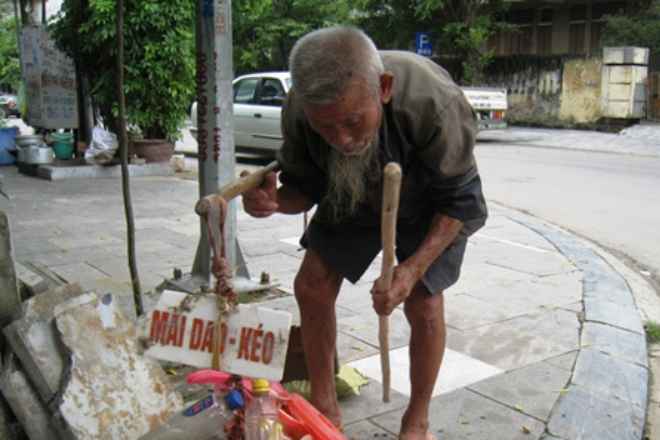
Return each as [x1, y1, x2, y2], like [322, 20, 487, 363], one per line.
[277, 50, 487, 231]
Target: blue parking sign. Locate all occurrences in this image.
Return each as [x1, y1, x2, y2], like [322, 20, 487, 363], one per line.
[415, 32, 434, 58]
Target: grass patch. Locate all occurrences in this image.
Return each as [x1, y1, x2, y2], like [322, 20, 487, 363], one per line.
[644, 321, 660, 342]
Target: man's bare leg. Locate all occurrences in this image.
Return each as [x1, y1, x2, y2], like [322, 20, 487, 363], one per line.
[294, 248, 344, 427]
[399, 283, 446, 440]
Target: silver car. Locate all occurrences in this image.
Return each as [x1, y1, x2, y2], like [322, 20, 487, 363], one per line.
[191, 72, 291, 158]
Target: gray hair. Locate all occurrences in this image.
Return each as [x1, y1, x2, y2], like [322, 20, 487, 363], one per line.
[289, 26, 385, 104]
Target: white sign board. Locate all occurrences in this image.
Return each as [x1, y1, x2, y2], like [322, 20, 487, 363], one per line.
[20, 25, 78, 129]
[138, 291, 292, 382]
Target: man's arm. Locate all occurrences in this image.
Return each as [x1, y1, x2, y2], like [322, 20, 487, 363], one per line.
[241, 171, 315, 217]
[371, 213, 463, 316]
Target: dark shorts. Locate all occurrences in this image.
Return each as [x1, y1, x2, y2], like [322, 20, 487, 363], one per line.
[299, 214, 467, 293]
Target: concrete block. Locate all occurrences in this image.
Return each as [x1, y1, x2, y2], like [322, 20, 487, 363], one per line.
[609, 84, 633, 100]
[608, 65, 634, 84]
[55, 292, 183, 439]
[171, 154, 186, 172]
[603, 101, 636, 118]
[603, 47, 650, 65]
[0, 211, 20, 343]
[0, 353, 61, 439]
[3, 283, 86, 404]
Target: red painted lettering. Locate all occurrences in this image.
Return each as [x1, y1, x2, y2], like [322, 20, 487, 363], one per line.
[238, 327, 253, 360]
[200, 321, 215, 353]
[250, 326, 264, 362]
[149, 310, 170, 344]
[189, 318, 205, 350]
[164, 314, 184, 347]
[262, 332, 275, 365]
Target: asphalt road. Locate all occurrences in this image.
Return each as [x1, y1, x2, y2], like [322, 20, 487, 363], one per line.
[475, 142, 660, 292]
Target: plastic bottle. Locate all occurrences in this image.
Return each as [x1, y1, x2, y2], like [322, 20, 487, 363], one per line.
[139, 388, 244, 440]
[245, 379, 288, 440]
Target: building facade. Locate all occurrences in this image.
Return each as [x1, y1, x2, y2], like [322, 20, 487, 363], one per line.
[492, 0, 645, 56]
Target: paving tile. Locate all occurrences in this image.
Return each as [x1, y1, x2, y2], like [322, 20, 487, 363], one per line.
[547, 384, 646, 440]
[448, 322, 573, 371]
[47, 232, 124, 250]
[467, 237, 572, 277]
[584, 297, 645, 334]
[466, 271, 583, 315]
[581, 322, 648, 366]
[544, 351, 578, 372]
[342, 419, 397, 439]
[338, 377, 408, 428]
[468, 361, 572, 421]
[445, 292, 531, 331]
[48, 262, 113, 285]
[502, 307, 581, 350]
[449, 261, 537, 294]
[372, 388, 546, 440]
[583, 279, 637, 307]
[348, 347, 503, 398]
[572, 348, 648, 409]
[338, 308, 410, 350]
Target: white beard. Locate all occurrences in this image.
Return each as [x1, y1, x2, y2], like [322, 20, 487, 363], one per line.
[325, 134, 381, 224]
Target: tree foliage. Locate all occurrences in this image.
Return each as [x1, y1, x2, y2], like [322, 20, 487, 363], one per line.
[0, 2, 20, 92]
[49, 0, 196, 140]
[232, 0, 352, 74]
[354, 0, 514, 85]
[600, 0, 660, 55]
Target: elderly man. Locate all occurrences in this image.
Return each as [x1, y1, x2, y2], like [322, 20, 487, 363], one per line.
[242, 26, 487, 440]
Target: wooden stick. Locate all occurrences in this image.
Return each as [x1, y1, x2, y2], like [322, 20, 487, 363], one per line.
[379, 162, 402, 403]
[195, 160, 280, 216]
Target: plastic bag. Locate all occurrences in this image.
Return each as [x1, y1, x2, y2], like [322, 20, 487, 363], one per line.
[85, 125, 118, 165]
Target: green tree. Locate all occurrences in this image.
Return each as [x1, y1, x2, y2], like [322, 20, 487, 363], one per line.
[354, 0, 514, 85]
[600, 0, 660, 55]
[49, 0, 196, 140]
[0, 2, 21, 92]
[232, 0, 352, 74]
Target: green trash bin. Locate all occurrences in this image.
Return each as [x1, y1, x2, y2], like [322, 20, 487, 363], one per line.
[51, 132, 73, 160]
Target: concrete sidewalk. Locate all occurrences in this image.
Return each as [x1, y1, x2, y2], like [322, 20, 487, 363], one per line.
[0, 156, 657, 439]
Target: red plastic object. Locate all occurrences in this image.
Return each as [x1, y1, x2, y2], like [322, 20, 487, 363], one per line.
[281, 393, 345, 440]
[278, 406, 313, 439]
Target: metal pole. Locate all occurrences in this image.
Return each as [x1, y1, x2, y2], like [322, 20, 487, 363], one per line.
[171, 0, 274, 294]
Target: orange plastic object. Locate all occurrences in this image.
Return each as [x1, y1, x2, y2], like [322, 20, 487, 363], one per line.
[282, 393, 345, 440]
[278, 406, 313, 439]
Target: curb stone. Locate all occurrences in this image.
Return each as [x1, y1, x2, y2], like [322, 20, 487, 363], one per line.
[496, 205, 651, 439]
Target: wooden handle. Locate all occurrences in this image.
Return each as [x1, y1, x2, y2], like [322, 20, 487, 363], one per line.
[195, 160, 280, 216]
[379, 162, 402, 403]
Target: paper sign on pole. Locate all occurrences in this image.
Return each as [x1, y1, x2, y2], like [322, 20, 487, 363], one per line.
[138, 290, 292, 382]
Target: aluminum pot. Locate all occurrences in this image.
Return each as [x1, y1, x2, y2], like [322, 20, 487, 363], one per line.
[24, 144, 54, 165]
[14, 134, 45, 148]
[16, 146, 27, 163]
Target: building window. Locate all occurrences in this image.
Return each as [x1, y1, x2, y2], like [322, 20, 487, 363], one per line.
[569, 4, 586, 54]
[520, 26, 533, 54]
[569, 23, 586, 53]
[488, 30, 501, 56]
[590, 21, 605, 52]
[506, 32, 521, 55]
[540, 8, 553, 24]
[570, 4, 587, 21]
[537, 25, 553, 54]
[593, 1, 625, 20]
